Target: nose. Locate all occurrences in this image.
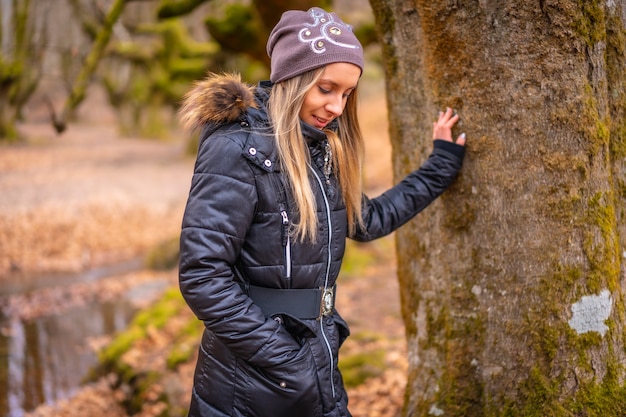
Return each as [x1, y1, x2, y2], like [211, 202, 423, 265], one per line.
[325, 94, 344, 117]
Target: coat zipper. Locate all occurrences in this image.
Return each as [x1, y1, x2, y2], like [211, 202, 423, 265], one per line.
[271, 171, 292, 282]
[309, 164, 336, 399]
[279, 206, 292, 279]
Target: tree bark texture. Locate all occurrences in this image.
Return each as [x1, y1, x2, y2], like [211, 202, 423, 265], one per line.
[369, 0, 626, 415]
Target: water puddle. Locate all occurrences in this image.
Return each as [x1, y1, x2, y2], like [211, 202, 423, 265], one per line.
[0, 263, 173, 417]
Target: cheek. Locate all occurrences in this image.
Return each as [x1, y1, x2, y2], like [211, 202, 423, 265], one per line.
[299, 95, 316, 117]
[298, 102, 308, 120]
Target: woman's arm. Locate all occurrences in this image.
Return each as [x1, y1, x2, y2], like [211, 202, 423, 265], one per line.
[352, 108, 466, 241]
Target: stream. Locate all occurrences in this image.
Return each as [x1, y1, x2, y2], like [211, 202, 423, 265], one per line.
[0, 261, 173, 417]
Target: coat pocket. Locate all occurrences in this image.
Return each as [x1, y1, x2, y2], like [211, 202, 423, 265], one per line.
[236, 339, 322, 417]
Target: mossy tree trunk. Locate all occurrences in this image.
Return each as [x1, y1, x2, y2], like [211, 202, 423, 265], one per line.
[0, 0, 44, 142]
[52, 0, 127, 134]
[369, 0, 626, 415]
[158, 0, 329, 66]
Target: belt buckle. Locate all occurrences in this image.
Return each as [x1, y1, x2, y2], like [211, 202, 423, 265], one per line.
[319, 286, 335, 319]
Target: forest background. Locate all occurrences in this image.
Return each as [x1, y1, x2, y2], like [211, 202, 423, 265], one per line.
[1, 1, 405, 417]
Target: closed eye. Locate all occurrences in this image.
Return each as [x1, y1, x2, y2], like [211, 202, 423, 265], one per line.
[318, 86, 331, 94]
[318, 84, 355, 98]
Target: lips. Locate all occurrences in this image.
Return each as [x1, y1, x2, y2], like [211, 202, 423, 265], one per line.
[313, 116, 330, 129]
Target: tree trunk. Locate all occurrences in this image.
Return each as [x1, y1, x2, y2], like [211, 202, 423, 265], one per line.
[369, 0, 626, 415]
[52, 0, 127, 134]
[0, 0, 44, 142]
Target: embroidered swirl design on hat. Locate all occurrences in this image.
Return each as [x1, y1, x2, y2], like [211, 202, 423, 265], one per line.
[297, 8, 360, 54]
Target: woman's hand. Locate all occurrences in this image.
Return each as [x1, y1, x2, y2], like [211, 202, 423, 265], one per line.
[433, 107, 466, 146]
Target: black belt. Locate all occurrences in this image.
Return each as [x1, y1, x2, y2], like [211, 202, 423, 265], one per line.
[242, 284, 336, 320]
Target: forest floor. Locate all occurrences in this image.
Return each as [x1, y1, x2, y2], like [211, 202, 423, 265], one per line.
[2, 81, 407, 417]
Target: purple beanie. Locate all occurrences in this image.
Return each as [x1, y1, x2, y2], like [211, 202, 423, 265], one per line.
[267, 7, 364, 83]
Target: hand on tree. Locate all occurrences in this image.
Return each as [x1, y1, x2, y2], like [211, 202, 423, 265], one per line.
[433, 107, 466, 146]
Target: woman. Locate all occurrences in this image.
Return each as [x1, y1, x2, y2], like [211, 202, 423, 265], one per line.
[178, 7, 466, 417]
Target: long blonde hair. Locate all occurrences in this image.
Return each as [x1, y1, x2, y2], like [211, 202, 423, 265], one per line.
[267, 68, 365, 242]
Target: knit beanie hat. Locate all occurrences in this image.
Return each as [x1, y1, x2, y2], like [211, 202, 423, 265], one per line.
[267, 7, 364, 83]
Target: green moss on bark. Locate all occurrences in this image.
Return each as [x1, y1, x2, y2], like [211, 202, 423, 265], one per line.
[504, 197, 623, 414]
[571, 363, 626, 416]
[584, 191, 620, 293]
[412, 276, 487, 416]
[503, 289, 625, 416]
[436, 316, 486, 416]
[502, 367, 569, 417]
[577, 84, 611, 158]
[574, 0, 606, 46]
[606, 10, 626, 160]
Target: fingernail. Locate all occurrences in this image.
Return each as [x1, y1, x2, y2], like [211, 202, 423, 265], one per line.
[461, 133, 466, 140]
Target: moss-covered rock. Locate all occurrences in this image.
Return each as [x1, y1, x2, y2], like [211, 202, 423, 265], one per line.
[90, 287, 202, 416]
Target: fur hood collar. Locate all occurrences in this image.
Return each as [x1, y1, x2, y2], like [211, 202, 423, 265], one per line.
[178, 73, 330, 146]
[179, 73, 259, 132]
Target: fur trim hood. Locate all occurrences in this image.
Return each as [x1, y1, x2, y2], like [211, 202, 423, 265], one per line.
[179, 73, 258, 132]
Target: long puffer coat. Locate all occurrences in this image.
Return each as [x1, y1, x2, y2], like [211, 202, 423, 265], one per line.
[178, 74, 465, 417]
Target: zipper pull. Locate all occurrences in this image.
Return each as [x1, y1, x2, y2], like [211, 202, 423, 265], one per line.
[279, 206, 291, 279]
[279, 205, 289, 246]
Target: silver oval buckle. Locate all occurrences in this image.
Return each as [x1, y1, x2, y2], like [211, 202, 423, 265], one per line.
[319, 286, 335, 319]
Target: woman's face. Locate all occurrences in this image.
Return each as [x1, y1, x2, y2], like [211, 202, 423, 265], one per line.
[299, 62, 361, 130]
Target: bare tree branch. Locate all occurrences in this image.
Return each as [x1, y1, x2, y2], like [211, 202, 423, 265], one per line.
[51, 0, 127, 133]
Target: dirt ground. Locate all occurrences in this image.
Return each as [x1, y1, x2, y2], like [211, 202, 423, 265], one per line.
[2, 81, 407, 417]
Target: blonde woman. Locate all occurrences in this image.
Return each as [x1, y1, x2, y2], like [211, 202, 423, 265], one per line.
[178, 7, 466, 417]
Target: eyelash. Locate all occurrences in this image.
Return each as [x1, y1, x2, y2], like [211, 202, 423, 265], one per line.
[318, 86, 351, 98]
[319, 86, 331, 94]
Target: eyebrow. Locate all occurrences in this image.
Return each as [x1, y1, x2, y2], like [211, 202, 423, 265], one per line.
[318, 79, 358, 90]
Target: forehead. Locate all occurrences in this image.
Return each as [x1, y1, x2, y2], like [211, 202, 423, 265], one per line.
[318, 62, 361, 87]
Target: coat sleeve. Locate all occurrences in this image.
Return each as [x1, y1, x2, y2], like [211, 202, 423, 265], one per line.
[179, 129, 301, 368]
[352, 139, 465, 242]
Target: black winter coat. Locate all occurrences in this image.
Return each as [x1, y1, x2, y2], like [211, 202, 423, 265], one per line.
[178, 75, 465, 417]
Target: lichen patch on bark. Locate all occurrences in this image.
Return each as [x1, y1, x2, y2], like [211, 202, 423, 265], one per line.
[568, 289, 613, 336]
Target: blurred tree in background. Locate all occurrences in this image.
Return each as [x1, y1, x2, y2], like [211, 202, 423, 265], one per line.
[0, 0, 46, 141]
[157, 0, 331, 66]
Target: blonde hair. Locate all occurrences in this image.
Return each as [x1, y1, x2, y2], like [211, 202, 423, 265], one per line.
[267, 68, 365, 242]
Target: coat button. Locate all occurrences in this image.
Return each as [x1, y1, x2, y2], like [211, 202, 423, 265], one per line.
[279, 381, 287, 388]
[264, 159, 272, 167]
[248, 147, 257, 155]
